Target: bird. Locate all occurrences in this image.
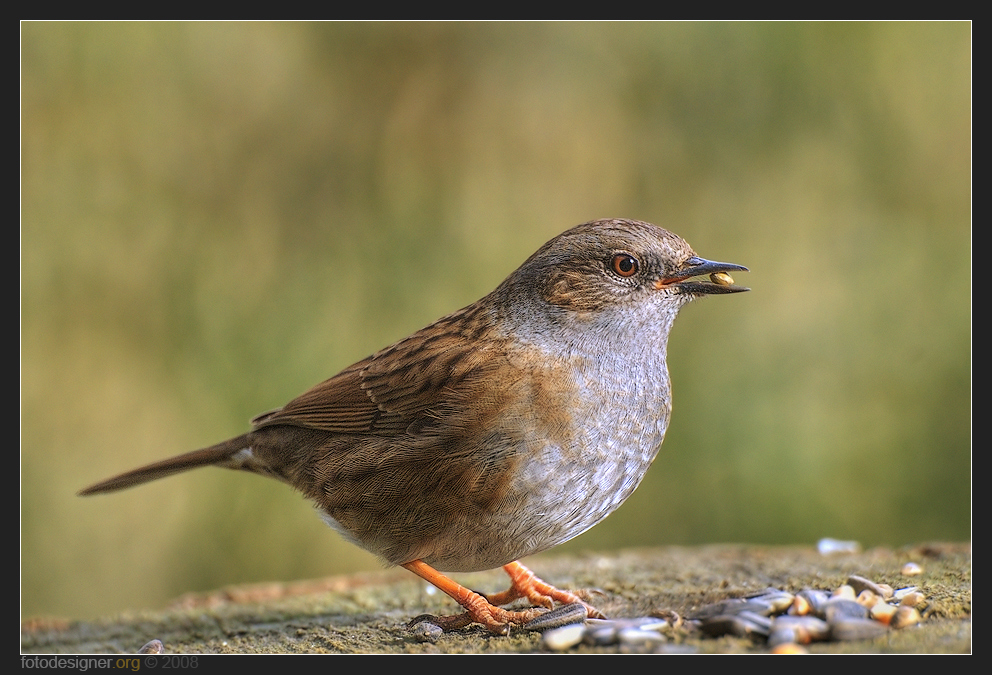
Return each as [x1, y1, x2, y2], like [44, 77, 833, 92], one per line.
[79, 218, 748, 634]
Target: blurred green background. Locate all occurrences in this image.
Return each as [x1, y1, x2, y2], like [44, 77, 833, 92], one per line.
[21, 22, 970, 621]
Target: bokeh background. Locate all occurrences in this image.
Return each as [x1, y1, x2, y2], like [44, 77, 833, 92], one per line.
[21, 22, 971, 621]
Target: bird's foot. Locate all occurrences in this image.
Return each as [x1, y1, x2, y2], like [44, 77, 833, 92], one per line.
[403, 559, 604, 635]
[484, 560, 606, 619]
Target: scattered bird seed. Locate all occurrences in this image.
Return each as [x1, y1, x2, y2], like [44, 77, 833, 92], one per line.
[901, 562, 924, 576]
[137, 639, 164, 654]
[831, 585, 857, 601]
[687, 572, 926, 651]
[830, 618, 889, 641]
[408, 620, 444, 642]
[617, 627, 666, 648]
[869, 602, 898, 625]
[522, 602, 588, 630]
[542, 623, 586, 651]
[768, 625, 800, 648]
[848, 575, 891, 599]
[770, 642, 809, 654]
[535, 615, 675, 651]
[698, 611, 772, 638]
[817, 538, 861, 555]
[824, 598, 870, 622]
[433, 570, 928, 652]
[791, 589, 830, 616]
[773, 615, 831, 643]
[890, 606, 922, 629]
[893, 586, 919, 601]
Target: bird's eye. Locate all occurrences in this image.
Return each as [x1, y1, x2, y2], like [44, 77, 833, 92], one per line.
[610, 253, 639, 277]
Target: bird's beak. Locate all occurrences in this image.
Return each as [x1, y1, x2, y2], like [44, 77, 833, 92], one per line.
[655, 256, 750, 295]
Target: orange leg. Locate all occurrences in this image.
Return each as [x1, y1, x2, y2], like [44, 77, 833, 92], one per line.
[402, 559, 604, 634]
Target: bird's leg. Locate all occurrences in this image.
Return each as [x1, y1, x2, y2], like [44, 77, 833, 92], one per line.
[485, 561, 606, 619]
[403, 560, 547, 634]
[402, 559, 604, 634]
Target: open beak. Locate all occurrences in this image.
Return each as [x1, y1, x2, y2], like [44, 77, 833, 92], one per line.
[654, 256, 750, 295]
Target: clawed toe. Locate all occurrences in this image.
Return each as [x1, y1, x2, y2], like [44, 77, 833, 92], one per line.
[403, 558, 606, 634]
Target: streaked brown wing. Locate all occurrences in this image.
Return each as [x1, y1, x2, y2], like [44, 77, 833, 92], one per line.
[250, 302, 506, 437]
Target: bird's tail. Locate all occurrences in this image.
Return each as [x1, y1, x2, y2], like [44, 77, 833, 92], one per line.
[78, 435, 254, 495]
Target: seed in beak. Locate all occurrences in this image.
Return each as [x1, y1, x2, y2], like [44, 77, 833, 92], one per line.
[710, 271, 735, 286]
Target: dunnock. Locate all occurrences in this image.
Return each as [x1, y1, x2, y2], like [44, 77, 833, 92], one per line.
[80, 218, 748, 634]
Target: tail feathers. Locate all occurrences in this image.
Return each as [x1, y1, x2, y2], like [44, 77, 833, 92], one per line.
[78, 435, 253, 496]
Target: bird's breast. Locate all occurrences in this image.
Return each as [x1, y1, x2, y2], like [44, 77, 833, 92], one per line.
[436, 343, 674, 569]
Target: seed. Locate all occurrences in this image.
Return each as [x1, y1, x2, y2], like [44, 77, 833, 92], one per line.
[138, 639, 164, 654]
[699, 611, 772, 638]
[792, 589, 830, 616]
[869, 603, 898, 625]
[617, 627, 666, 647]
[856, 590, 881, 608]
[830, 618, 888, 641]
[848, 575, 891, 599]
[817, 538, 861, 554]
[542, 623, 586, 651]
[748, 589, 795, 615]
[768, 625, 800, 648]
[710, 271, 734, 286]
[789, 595, 812, 616]
[650, 609, 682, 628]
[524, 602, 588, 631]
[890, 606, 922, 629]
[898, 591, 926, 608]
[584, 623, 619, 646]
[773, 615, 831, 643]
[770, 642, 808, 654]
[831, 585, 856, 601]
[408, 620, 443, 642]
[824, 598, 869, 622]
[901, 562, 924, 576]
